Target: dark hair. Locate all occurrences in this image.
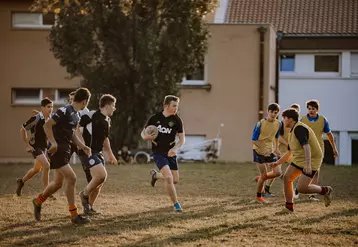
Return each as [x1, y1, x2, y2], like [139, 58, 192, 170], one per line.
[290, 103, 300, 112]
[73, 87, 91, 103]
[282, 108, 299, 122]
[163, 95, 179, 106]
[99, 94, 116, 108]
[69, 91, 76, 97]
[41, 97, 53, 107]
[267, 103, 280, 112]
[306, 99, 319, 110]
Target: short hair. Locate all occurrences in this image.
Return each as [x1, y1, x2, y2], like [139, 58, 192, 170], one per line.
[163, 95, 179, 106]
[290, 103, 300, 112]
[306, 99, 319, 110]
[99, 94, 116, 108]
[41, 97, 53, 107]
[267, 103, 280, 112]
[69, 91, 76, 97]
[73, 87, 91, 103]
[282, 108, 299, 122]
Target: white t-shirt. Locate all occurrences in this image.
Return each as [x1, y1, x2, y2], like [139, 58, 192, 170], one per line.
[78, 107, 90, 134]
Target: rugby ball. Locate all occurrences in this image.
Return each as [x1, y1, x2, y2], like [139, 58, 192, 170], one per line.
[145, 125, 158, 139]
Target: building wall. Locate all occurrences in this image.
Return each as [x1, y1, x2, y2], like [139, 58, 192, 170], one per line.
[279, 51, 358, 165]
[180, 24, 276, 162]
[0, 1, 78, 162]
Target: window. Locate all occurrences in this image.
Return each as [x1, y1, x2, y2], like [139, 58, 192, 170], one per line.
[12, 12, 55, 29]
[280, 54, 295, 72]
[314, 55, 339, 72]
[351, 53, 358, 75]
[12, 88, 42, 104]
[52, 88, 75, 105]
[186, 66, 204, 81]
[182, 63, 205, 85]
[55, 89, 74, 105]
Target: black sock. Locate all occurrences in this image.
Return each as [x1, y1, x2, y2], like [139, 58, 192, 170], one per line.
[319, 186, 328, 195]
[265, 185, 270, 193]
[257, 192, 262, 197]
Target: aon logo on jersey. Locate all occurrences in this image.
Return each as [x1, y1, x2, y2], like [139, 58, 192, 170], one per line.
[157, 125, 172, 134]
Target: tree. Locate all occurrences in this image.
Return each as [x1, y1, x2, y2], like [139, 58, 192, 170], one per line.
[32, 0, 217, 152]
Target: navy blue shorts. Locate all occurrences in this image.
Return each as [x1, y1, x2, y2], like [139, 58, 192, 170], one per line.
[79, 152, 105, 170]
[31, 147, 46, 159]
[153, 152, 178, 171]
[253, 150, 277, 164]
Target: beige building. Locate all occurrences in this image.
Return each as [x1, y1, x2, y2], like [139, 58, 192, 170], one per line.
[0, 0, 276, 162]
[180, 24, 276, 162]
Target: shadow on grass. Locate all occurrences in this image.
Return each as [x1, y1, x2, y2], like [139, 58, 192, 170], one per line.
[1, 199, 263, 246]
[119, 223, 262, 247]
[300, 208, 358, 225]
[1, 201, 357, 246]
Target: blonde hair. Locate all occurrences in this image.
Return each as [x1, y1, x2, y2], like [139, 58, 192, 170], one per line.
[163, 95, 179, 106]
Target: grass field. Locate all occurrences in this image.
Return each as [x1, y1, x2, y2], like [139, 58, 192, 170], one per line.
[0, 162, 357, 247]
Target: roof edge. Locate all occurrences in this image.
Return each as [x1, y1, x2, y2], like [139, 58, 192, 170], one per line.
[283, 34, 358, 37]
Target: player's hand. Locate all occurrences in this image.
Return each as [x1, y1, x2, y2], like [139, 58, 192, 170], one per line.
[26, 145, 35, 153]
[82, 145, 92, 157]
[48, 142, 58, 153]
[269, 162, 278, 168]
[168, 148, 178, 157]
[333, 149, 339, 158]
[144, 133, 157, 141]
[108, 154, 117, 165]
[303, 165, 312, 175]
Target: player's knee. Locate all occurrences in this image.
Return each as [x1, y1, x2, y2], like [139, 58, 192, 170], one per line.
[66, 175, 77, 186]
[98, 175, 106, 184]
[173, 178, 179, 184]
[42, 162, 50, 170]
[164, 175, 174, 184]
[296, 184, 308, 194]
[260, 173, 268, 180]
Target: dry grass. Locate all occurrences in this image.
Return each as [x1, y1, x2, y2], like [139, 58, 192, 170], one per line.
[0, 162, 357, 247]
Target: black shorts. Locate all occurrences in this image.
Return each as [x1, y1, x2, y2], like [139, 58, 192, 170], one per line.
[290, 163, 318, 178]
[48, 148, 71, 169]
[31, 147, 46, 159]
[253, 150, 277, 164]
[79, 152, 105, 170]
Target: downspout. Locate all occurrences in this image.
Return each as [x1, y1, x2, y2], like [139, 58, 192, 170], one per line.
[257, 26, 267, 121]
[275, 31, 284, 103]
